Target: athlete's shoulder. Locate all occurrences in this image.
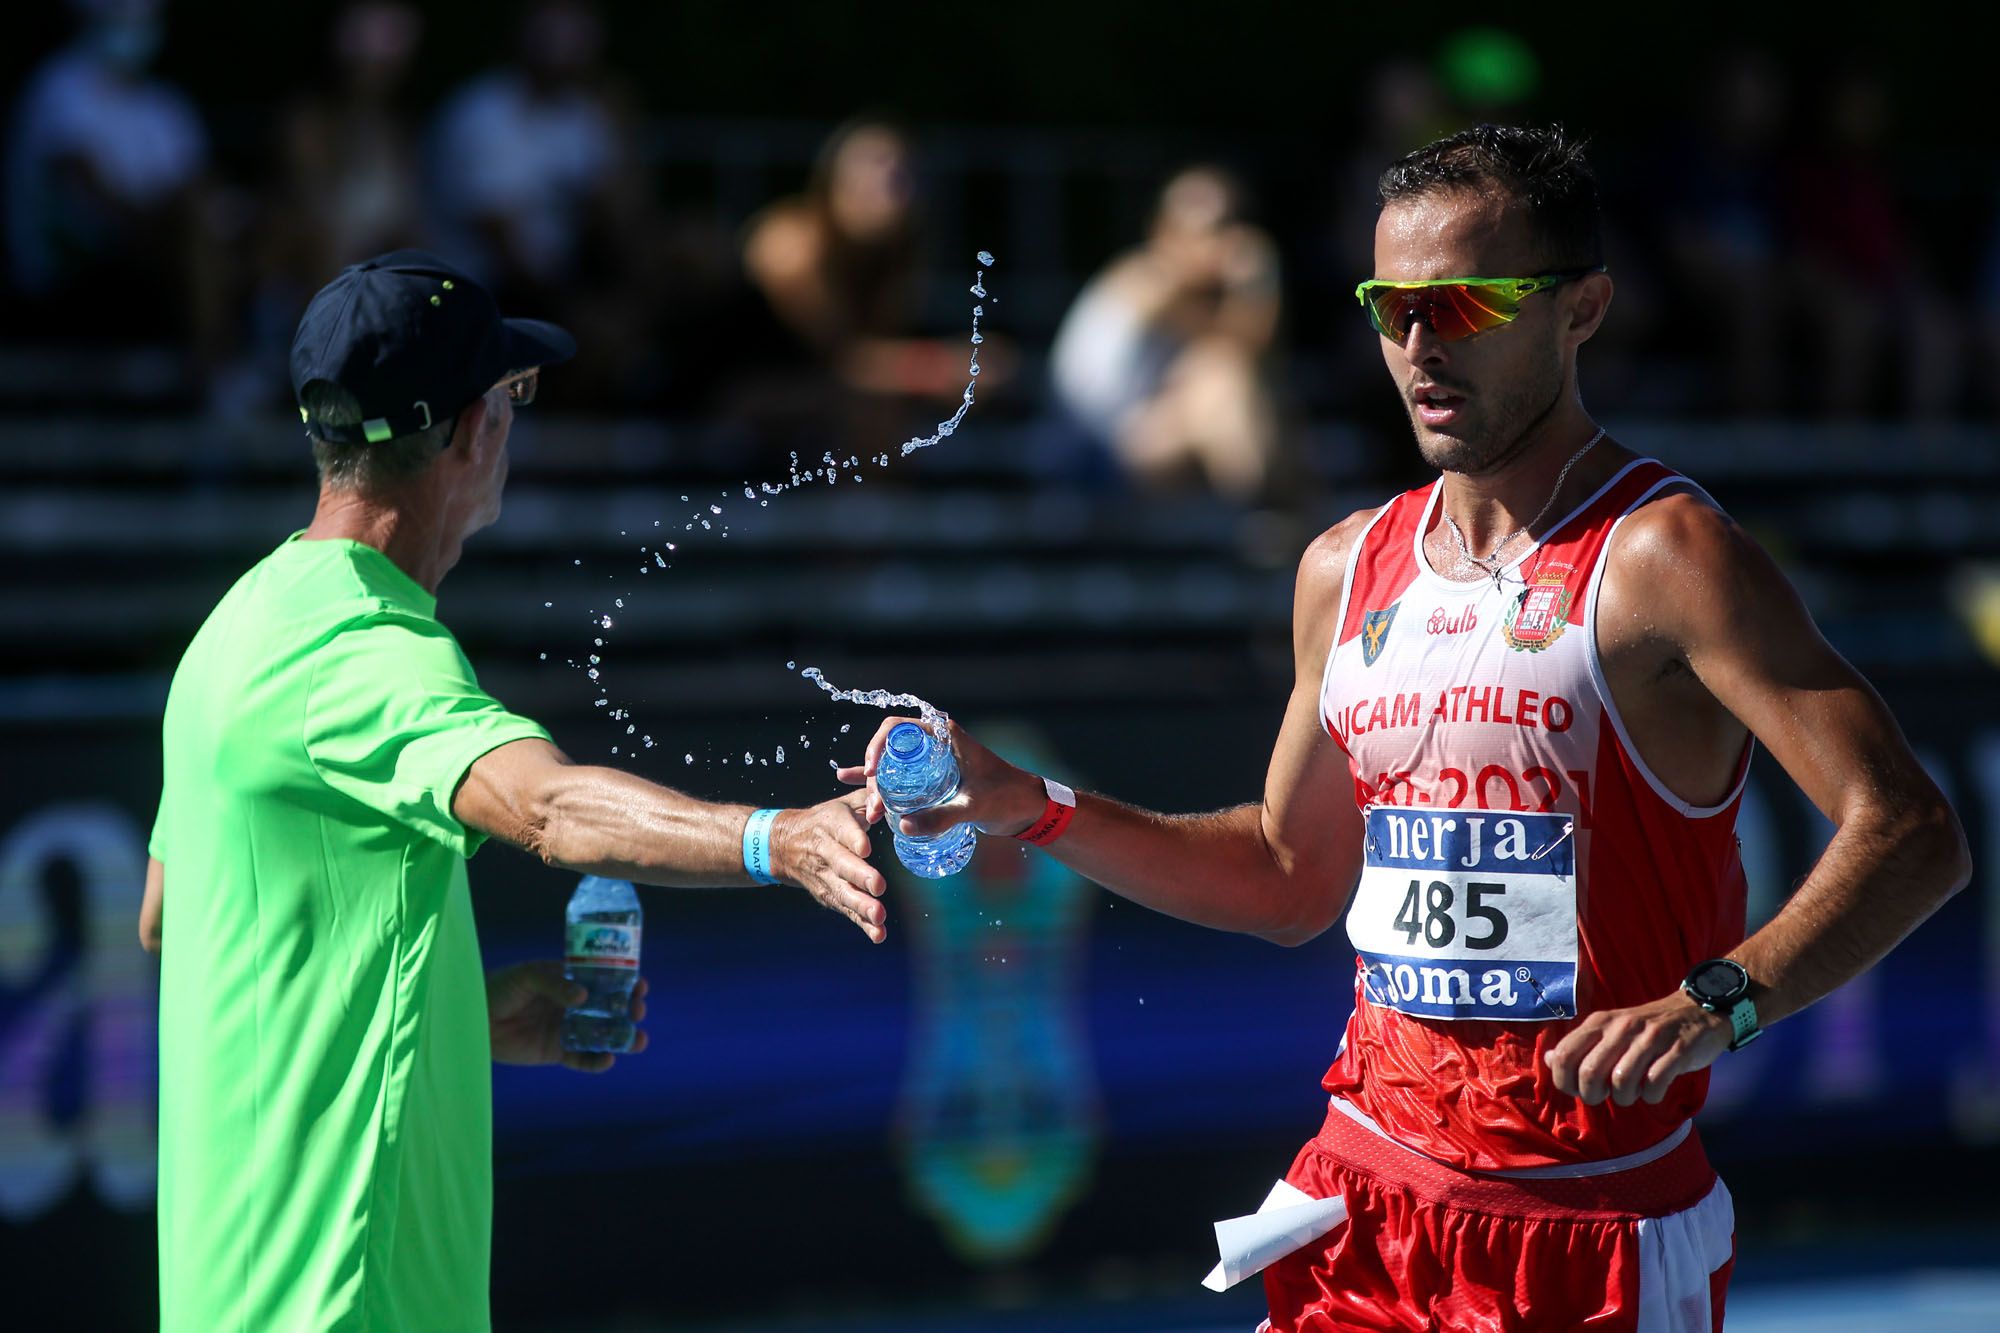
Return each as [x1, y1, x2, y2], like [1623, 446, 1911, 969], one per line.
[1298, 503, 1389, 599]
[1606, 481, 1752, 579]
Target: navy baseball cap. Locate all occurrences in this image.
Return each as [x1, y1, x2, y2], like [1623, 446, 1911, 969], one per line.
[290, 250, 575, 445]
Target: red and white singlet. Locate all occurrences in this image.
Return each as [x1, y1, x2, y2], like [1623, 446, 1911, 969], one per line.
[1318, 457, 1751, 1171]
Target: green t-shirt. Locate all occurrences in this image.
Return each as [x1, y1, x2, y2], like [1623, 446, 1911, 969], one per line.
[150, 534, 549, 1332]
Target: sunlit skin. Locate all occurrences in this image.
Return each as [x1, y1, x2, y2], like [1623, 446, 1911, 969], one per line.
[837, 182, 1966, 1117]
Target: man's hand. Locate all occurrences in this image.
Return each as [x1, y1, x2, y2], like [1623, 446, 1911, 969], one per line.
[1544, 992, 1734, 1106]
[488, 959, 649, 1074]
[836, 716, 1046, 837]
[770, 789, 892, 944]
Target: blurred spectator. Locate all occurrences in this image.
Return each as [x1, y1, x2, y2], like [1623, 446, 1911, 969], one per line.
[274, 2, 426, 282]
[1049, 165, 1284, 502]
[1658, 50, 1789, 414]
[217, 3, 427, 421]
[745, 120, 990, 391]
[733, 119, 1003, 453]
[428, 0, 661, 401]
[1782, 65, 1961, 418]
[5, 0, 225, 352]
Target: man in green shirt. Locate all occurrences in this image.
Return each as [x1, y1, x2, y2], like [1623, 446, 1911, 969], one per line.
[142, 251, 889, 1331]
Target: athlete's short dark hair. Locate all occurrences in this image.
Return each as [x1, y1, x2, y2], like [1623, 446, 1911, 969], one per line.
[1377, 124, 1603, 271]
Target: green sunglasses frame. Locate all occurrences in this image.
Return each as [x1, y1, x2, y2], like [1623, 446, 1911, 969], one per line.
[1353, 267, 1606, 342]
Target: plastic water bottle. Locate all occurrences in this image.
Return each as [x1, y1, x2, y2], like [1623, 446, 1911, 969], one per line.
[875, 721, 977, 878]
[561, 875, 641, 1053]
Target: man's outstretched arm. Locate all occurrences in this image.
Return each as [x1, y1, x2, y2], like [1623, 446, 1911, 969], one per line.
[843, 510, 1377, 945]
[453, 738, 891, 942]
[1548, 496, 1971, 1105]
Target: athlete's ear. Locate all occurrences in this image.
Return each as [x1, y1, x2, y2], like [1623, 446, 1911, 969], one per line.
[448, 390, 500, 460]
[1564, 272, 1613, 349]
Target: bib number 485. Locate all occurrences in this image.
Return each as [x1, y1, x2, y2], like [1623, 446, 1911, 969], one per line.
[1392, 878, 1509, 950]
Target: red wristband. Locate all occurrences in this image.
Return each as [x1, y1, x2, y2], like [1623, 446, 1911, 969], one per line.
[1015, 777, 1077, 847]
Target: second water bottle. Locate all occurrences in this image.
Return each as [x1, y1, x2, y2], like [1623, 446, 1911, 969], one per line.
[875, 721, 977, 878]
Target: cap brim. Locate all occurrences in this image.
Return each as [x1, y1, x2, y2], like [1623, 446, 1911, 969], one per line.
[501, 317, 576, 370]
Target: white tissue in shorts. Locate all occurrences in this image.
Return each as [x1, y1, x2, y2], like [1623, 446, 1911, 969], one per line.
[1201, 1179, 1350, 1292]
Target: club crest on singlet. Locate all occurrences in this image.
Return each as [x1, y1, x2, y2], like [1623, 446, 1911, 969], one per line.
[1360, 604, 1398, 666]
[1347, 806, 1577, 1021]
[1500, 564, 1574, 653]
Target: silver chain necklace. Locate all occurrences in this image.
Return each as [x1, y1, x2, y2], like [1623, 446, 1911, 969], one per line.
[1442, 428, 1606, 587]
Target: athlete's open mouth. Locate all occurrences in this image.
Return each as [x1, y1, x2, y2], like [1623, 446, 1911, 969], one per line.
[1412, 383, 1466, 426]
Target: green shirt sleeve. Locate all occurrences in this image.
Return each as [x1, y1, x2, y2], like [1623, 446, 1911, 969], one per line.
[303, 608, 551, 859]
[149, 787, 172, 862]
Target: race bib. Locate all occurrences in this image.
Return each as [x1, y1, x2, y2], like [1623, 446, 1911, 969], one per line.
[1347, 806, 1575, 1021]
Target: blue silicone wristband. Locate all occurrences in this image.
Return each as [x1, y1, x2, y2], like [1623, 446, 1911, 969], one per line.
[742, 808, 781, 885]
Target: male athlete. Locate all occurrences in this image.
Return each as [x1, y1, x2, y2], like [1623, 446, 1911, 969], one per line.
[144, 251, 889, 1331]
[845, 126, 1969, 1329]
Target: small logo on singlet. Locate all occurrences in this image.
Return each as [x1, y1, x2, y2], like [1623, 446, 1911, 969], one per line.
[1360, 604, 1399, 666]
[1426, 605, 1477, 635]
[1501, 566, 1573, 652]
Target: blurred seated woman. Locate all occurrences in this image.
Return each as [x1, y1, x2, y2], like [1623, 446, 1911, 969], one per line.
[1051, 166, 1283, 502]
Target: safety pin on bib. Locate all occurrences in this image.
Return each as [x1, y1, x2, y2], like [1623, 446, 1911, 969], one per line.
[1528, 819, 1575, 874]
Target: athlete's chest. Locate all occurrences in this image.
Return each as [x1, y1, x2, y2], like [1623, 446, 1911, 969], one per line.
[1329, 556, 1598, 737]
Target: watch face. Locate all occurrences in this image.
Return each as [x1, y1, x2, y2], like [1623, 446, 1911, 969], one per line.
[1690, 960, 1746, 1002]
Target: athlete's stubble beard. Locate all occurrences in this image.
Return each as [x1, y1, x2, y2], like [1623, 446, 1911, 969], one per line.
[1408, 340, 1568, 480]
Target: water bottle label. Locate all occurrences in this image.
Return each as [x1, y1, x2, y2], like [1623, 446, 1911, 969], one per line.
[566, 921, 641, 968]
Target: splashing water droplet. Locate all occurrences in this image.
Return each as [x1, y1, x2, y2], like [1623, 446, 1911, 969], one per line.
[840, 723, 851, 733]
[797, 667, 949, 737]
[743, 751, 754, 764]
[614, 598, 624, 608]
[684, 753, 694, 764]
[626, 724, 635, 734]
[600, 615, 613, 628]
[594, 698, 607, 707]
[775, 746, 786, 764]
[654, 552, 667, 568]
[709, 504, 722, 515]
[538, 652, 547, 660]
[977, 250, 994, 266]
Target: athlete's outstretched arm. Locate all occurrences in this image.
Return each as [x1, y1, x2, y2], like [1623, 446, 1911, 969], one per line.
[1547, 496, 1971, 1106]
[840, 510, 1376, 945]
[454, 738, 891, 942]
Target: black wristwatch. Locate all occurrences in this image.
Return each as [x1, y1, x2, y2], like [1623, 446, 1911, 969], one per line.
[1682, 958, 1761, 1050]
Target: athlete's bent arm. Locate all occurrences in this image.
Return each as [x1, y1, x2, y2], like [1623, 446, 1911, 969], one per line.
[453, 738, 891, 942]
[844, 512, 1376, 945]
[1547, 498, 1971, 1106]
[140, 857, 164, 955]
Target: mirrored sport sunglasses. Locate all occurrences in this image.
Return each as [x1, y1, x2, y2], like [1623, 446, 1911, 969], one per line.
[1354, 267, 1605, 343]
